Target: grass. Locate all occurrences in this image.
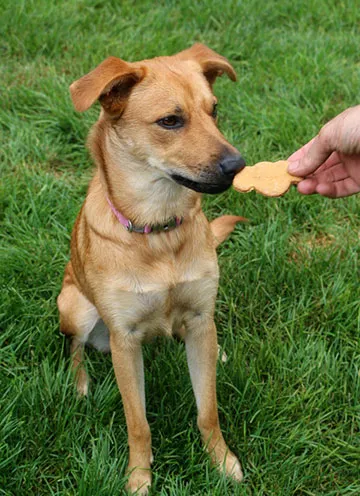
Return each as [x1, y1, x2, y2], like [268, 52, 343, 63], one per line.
[1, 0, 360, 494]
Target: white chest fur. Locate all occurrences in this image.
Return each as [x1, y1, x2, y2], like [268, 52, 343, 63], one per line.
[87, 271, 219, 351]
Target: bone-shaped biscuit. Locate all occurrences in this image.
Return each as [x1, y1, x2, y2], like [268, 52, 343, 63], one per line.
[233, 160, 302, 197]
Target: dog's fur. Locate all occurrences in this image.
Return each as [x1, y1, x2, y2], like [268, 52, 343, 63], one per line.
[57, 44, 245, 494]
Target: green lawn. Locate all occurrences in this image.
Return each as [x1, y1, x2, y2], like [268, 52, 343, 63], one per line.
[1, 1, 360, 494]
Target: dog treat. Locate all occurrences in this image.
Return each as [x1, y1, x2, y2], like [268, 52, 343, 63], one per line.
[233, 160, 302, 197]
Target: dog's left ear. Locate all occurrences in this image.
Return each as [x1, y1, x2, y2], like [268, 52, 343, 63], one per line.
[177, 43, 236, 85]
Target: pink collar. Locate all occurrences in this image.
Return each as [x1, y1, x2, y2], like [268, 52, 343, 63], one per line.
[106, 196, 183, 234]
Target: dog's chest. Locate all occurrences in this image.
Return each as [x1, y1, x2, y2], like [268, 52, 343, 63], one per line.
[105, 258, 219, 339]
[136, 276, 218, 338]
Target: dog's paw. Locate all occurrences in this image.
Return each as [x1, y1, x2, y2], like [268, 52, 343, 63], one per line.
[126, 468, 151, 495]
[75, 369, 89, 397]
[223, 451, 243, 482]
[207, 439, 243, 483]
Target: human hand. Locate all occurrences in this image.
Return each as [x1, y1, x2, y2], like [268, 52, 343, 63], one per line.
[288, 105, 360, 198]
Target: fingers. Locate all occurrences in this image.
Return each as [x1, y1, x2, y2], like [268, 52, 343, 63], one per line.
[296, 178, 319, 195]
[313, 161, 350, 183]
[316, 177, 360, 198]
[290, 154, 345, 195]
[297, 177, 357, 197]
[296, 168, 360, 198]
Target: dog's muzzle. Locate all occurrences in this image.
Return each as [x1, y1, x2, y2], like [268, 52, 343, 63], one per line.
[171, 153, 246, 194]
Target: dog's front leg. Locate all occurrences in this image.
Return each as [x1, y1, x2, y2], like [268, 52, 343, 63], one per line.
[185, 319, 243, 482]
[110, 332, 152, 495]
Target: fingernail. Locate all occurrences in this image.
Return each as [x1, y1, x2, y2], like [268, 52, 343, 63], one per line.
[288, 160, 299, 173]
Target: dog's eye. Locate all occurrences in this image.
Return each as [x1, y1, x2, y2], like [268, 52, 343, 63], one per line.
[212, 103, 218, 119]
[157, 115, 184, 130]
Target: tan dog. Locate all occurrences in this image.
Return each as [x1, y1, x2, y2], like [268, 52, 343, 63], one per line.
[57, 44, 245, 494]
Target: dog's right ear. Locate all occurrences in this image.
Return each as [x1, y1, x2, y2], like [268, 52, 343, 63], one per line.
[69, 57, 146, 114]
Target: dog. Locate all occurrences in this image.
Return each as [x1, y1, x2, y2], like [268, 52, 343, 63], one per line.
[57, 43, 246, 494]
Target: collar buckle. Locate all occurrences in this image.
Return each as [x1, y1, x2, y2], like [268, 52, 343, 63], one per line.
[126, 220, 134, 232]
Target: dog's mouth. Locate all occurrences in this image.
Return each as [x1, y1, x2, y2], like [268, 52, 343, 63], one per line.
[170, 174, 233, 194]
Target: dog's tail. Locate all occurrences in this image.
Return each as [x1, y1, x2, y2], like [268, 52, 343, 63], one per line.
[210, 215, 248, 248]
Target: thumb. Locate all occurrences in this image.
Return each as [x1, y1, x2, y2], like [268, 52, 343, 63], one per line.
[289, 124, 334, 176]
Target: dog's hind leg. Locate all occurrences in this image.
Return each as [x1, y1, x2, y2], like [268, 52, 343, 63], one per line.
[57, 262, 99, 396]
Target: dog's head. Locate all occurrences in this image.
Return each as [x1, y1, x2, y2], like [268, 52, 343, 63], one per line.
[70, 44, 245, 194]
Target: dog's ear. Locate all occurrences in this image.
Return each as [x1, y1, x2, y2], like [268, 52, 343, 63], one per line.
[177, 43, 236, 85]
[69, 57, 146, 114]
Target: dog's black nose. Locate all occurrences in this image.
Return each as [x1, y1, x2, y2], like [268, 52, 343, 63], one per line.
[219, 154, 246, 176]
